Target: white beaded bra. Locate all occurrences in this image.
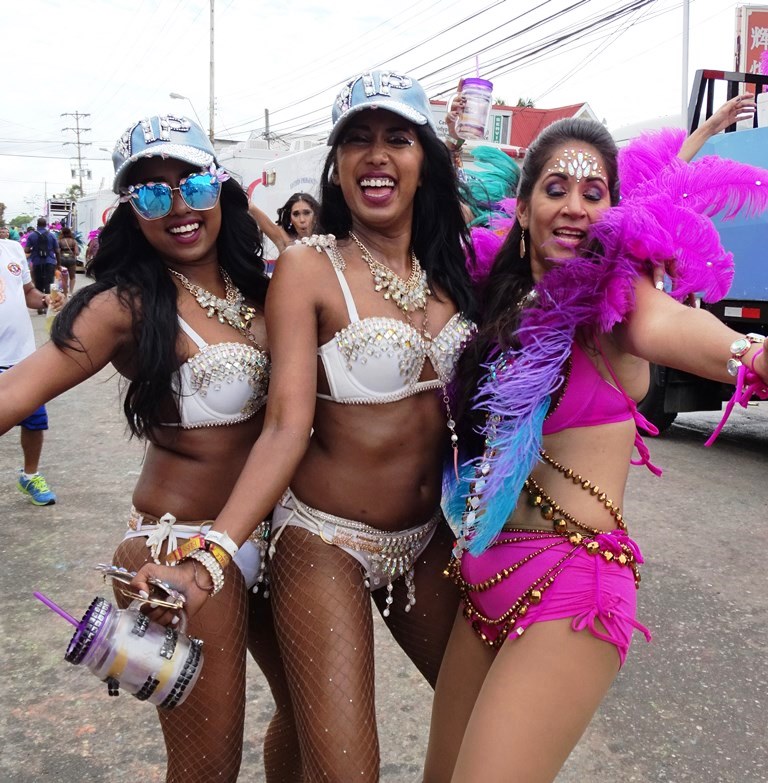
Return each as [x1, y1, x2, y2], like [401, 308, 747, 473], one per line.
[315, 244, 476, 405]
[166, 317, 270, 429]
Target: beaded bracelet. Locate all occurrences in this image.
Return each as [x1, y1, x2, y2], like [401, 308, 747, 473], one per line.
[184, 549, 225, 596]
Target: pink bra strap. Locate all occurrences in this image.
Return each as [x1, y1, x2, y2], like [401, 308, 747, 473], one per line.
[593, 338, 663, 477]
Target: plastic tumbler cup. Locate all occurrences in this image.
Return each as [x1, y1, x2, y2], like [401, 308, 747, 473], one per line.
[450, 78, 494, 140]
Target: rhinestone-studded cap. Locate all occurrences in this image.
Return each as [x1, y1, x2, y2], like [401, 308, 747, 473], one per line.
[112, 115, 216, 193]
[328, 70, 437, 145]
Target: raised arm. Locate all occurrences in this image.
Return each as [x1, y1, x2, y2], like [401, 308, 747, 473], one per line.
[679, 94, 757, 163]
[248, 202, 292, 254]
[0, 290, 134, 435]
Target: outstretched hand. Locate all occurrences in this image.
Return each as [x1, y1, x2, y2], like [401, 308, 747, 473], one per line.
[130, 560, 211, 626]
[705, 94, 756, 135]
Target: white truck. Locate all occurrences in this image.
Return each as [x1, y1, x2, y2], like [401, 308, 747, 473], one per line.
[218, 142, 329, 260]
[75, 189, 118, 247]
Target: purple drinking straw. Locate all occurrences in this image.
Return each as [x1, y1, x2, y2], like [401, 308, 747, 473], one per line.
[34, 592, 81, 627]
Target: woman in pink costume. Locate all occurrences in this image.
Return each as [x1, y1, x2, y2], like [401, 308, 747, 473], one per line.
[424, 116, 768, 782]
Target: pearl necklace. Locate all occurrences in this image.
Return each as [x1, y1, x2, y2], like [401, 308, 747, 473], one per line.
[349, 232, 431, 313]
[168, 266, 258, 343]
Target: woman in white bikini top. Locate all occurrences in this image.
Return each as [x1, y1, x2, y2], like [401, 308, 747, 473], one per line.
[131, 70, 479, 782]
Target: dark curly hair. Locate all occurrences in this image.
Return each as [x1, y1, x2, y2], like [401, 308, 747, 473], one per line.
[276, 192, 321, 236]
[51, 176, 268, 438]
[318, 119, 476, 320]
[453, 117, 621, 459]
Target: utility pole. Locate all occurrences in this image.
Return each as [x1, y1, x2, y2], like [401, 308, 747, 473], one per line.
[264, 108, 270, 149]
[209, 0, 215, 144]
[62, 111, 92, 193]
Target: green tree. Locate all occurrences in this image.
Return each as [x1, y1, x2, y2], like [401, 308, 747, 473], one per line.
[10, 214, 34, 229]
[0, 201, 5, 226]
[65, 184, 83, 200]
[516, 98, 535, 107]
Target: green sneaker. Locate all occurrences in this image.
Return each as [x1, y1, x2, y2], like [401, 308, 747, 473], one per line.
[17, 472, 57, 506]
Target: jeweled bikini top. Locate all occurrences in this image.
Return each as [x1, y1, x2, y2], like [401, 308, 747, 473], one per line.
[167, 317, 270, 429]
[316, 243, 476, 405]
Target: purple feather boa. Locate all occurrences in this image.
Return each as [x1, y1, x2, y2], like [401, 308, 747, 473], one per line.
[453, 127, 768, 555]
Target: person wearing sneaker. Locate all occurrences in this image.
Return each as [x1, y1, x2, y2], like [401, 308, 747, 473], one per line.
[0, 235, 58, 506]
[0, 114, 299, 783]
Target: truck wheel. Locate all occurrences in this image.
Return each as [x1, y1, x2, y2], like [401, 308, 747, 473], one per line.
[638, 365, 677, 433]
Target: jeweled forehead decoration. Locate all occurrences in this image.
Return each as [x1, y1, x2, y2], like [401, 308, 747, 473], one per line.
[546, 148, 605, 182]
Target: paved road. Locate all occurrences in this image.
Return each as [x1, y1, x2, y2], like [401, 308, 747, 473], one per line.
[1, 310, 766, 782]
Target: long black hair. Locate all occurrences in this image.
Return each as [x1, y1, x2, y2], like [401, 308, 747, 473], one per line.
[276, 192, 321, 236]
[51, 176, 268, 438]
[318, 120, 477, 320]
[453, 118, 621, 458]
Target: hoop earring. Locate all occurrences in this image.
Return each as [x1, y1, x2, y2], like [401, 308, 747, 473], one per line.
[519, 229, 526, 259]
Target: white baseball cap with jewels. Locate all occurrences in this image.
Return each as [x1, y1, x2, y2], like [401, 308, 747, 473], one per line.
[328, 70, 437, 146]
[112, 115, 216, 193]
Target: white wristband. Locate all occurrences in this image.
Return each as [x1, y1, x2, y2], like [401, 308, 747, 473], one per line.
[204, 529, 239, 558]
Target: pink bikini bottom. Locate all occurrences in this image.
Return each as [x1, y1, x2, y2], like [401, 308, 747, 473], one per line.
[453, 530, 652, 666]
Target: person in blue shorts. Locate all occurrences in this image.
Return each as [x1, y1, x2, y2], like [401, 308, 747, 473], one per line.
[0, 236, 57, 504]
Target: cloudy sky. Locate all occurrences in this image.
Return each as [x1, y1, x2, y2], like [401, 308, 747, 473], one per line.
[0, 0, 748, 218]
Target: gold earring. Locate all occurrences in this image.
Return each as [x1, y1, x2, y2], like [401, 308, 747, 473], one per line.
[519, 229, 526, 259]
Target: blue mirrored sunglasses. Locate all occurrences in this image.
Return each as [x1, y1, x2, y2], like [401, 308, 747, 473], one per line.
[120, 169, 226, 220]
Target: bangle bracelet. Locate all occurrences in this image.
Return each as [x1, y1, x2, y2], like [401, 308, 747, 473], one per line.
[185, 549, 225, 596]
[190, 559, 214, 595]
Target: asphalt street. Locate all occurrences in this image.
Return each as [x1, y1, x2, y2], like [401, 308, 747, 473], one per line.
[1, 306, 766, 782]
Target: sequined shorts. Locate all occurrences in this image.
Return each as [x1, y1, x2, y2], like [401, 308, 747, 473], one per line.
[450, 529, 652, 666]
[271, 488, 440, 614]
[124, 506, 269, 591]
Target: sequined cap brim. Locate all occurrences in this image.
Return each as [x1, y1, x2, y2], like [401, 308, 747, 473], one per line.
[113, 143, 215, 193]
[328, 100, 435, 145]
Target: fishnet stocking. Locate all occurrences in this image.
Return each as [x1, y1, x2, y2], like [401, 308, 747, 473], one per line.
[113, 537, 247, 782]
[371, 517, 460, 687]
[269, 526, 380, 783]
[247, 591, 303, 782]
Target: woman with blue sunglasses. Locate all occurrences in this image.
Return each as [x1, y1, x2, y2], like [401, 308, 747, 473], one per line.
[0, 115, 299, 783]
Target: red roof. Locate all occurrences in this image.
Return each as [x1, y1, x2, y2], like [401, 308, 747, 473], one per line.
[505, 103, 587, 147]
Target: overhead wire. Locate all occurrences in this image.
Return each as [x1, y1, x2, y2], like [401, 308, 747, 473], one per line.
[238, 0, 647, 139]
[223, 0, 515, 133]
